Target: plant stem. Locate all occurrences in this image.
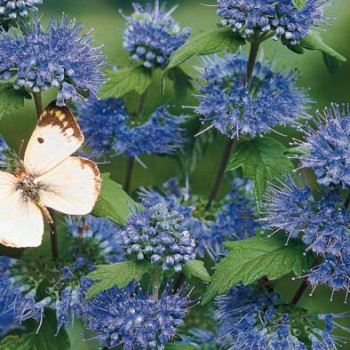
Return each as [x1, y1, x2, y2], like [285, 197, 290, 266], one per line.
[124, 89, 148, 193]
[33, 92, 43, 118]
[205, 40, 261, 210]
[152, 267, 161, 299]
[124, 157, 135, 194]
[290, 256, 322, 308]
[205, 138, 235, 210]
[32, 92, 59, 263]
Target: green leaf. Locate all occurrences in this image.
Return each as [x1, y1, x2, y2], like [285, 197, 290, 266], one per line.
[291, 0, 307, 9]
[227, 137, 294, 199]
[322, 52, 342, 75]
[0, 311, 70, 350]
[92, 173, 136, 226]
[167, 27, 245, 69]
[183, 260, 211, 282]
[86, 260, 150, 300]
[99, 66, 152, 98]
[0, 83, 31, 119]
[203, 236, 312, 304]
[165, 344, 196, 350]
[166, 66, 193, 99]
[301, 31, 346, 63]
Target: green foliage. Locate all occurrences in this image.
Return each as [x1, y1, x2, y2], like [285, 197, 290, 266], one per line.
[167, 27, 245, 69]
[227, 137, 294, 199]
[0, 311, 70, 350]
[86, 260, 150, 300]
[301, 31, 346, 64]
[291, 0, 307, 9]
[99, 66, 152, 98]
[183, 260, 211, 282]
[203, 235, 313, 304]
[322, 53, 342, 75]
[166, 66, 193, 98]
[0, 83, 31, 120]
[92, 173, 136, 226]
[165, 344, 196, 350]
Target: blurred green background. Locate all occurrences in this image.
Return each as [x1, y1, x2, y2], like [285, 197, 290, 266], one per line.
[0, 0, 349, 348]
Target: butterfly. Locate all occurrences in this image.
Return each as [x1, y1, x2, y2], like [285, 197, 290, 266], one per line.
[0, 101, 101, 248]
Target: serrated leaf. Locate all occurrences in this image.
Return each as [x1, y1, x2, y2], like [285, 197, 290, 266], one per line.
[99, 66, 152, 98]
[183, 260, 211, 282]
[0, 83, 30, 119]
[92, 173, 136, 226]
[203, 236, 312, 304]
[167, 66, 193, 99]
[86, 260, 150, 300]
[0, 311, 70, 350]
[227, 137, 294, 199]
[301, 30, 346, 63]
[167, 27, 245, 69]
[292, 0, 307, 9]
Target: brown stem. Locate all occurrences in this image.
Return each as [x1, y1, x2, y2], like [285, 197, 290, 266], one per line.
[290, 256, 322, 308]
[124, 157, 135, 194]
[33, 92, 43, 118]
[246, 39, 261, 86]
[205, 138, 235, 210]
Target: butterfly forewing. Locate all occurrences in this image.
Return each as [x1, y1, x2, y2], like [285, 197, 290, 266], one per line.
[0, 171, 44, 247]
[36, 156, 101, 215]
[24, 101, 84, 176]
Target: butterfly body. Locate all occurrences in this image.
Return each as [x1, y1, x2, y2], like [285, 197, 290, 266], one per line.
[0, 102, 101, 248]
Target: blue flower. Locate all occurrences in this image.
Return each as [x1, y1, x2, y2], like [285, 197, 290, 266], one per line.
[65, 215, 125, 263]
[122, 200, 196, 273]
[0, 15, 105, 105]
[140, 178, 258, 261]
[84, 283, 191, 349]
[0, 0, 42, 29]
[262, 176, 350, 293]
[0, 257, 50, 336]
[121, 0, 190, 68]
[298, 104, 350, 189]
[217, 284, 347, 349]
[78, 97, 186, 158]
[195, 52, 311, 138]
[217, 0, 329, 45]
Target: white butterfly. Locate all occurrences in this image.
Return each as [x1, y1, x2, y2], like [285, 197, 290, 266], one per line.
[0, 101, 101, 248]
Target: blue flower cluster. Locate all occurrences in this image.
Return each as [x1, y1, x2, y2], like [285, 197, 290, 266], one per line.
[262, 177, 350, 293]
[140, 178, 258, 261]
[66, 215, 125, 263]
[78, 97, 186, 158]
[0, 15, 105, 105]
[217, 0, 329, 45]
[196, 52, 310, 138]
[0, 0, 42, 28]
[0, 257, 51, 336]
[122, 0, 190, 68]
[217, 284, 344, 349]
[122, 201, 196, 272]
[84, 283, 190, 349]
[298, 104, 350, 189]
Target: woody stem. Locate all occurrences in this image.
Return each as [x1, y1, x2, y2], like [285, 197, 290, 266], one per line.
[32, 92, 59, 263]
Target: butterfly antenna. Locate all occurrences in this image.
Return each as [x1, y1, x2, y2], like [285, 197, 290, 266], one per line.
[17, 139, 25, 171]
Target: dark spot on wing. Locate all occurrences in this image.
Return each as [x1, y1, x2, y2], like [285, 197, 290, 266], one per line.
[37, 100, 83, 142]
[37, 137, 44, 144]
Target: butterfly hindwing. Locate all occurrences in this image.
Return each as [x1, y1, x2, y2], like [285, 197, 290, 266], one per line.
[0, 171, 44, 248]
[24, 101, 84, 176]
[36, 156, 101, 215]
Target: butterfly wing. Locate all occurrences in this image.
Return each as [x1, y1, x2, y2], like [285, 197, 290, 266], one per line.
[24, 101, 84, 176]
[35, 156, 101, 215]
[0, 171, 44, 248]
